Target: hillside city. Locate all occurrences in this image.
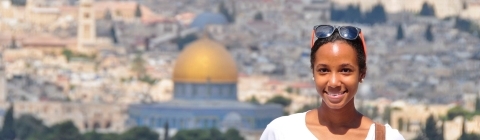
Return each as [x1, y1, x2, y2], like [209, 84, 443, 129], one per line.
[0, 0, 480, 139]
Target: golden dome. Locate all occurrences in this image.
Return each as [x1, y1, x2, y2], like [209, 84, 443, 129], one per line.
[173, 37, 238, 83]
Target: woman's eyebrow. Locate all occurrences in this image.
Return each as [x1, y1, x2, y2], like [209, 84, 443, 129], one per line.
[340, 63, 354, 67]
[315, 64, 328, 68]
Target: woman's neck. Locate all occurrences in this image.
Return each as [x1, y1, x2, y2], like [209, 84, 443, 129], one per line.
[317, 99, 362, 128]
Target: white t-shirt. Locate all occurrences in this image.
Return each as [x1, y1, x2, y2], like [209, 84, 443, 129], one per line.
[260, 112, 405, 140]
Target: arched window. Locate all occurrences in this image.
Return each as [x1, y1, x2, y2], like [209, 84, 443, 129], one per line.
[93, 122, 100, 130]
[84, 122, 89, 129]
[105, 121, 111, 129]
[150, 117, 155, 127]
[212, 119, 217, 127]
[204, 119, 208, 128]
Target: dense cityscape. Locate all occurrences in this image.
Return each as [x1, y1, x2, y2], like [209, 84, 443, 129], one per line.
[0, 0, 480, 139]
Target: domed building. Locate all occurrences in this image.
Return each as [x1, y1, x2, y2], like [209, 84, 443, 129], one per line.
[127, 37, 283, 136]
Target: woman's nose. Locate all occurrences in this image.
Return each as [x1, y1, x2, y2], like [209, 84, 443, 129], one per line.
[327, 73, 341, 88]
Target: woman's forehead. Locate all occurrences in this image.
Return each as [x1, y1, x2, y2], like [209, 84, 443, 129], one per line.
[315, 42, 358, 64]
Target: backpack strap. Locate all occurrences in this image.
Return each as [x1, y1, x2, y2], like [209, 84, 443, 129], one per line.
[375, 123, 386, 140]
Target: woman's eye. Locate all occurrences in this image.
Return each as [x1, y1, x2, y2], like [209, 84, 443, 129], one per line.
[340, 68, 352, 73]
[317, 68, 328, 73]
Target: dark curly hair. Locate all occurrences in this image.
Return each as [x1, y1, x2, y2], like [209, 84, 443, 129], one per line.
[310, 31, 367, 74]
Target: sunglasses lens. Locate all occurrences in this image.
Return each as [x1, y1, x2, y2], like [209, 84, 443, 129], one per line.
[315, 25, 335, 38]
[339, 26, 359, 40]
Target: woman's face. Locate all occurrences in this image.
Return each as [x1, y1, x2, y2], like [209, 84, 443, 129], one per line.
[313, 41, 362, 110]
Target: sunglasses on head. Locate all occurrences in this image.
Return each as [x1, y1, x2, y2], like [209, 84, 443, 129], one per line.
[310, 25, 367, 59]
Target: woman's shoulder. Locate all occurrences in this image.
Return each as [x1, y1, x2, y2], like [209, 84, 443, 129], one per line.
[267, 112, 307, 128]
[260, 112, 310, 140]
[384, 124, 405, 139]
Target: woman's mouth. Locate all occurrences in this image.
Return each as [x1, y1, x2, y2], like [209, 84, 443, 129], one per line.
[325, 91, 347, 96]
[324, 91, 347, 103]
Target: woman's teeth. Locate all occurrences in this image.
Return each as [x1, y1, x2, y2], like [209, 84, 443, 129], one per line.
[326, 92, 346, 96]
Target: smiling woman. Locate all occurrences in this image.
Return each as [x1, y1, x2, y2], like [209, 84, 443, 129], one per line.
[260, 25, 405, 140]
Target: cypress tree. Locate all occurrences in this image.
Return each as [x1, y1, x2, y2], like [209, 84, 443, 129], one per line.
[425, 114, 441, 140]
[135, 3, 142, 18]
[425, 24, 434, 42]
[396, 24, 405, 40]
[0, 104, 16, 140]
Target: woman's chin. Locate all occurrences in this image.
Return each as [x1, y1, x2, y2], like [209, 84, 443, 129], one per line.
[323, 102, 346, 110]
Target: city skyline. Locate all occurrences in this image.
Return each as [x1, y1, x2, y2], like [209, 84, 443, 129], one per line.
[0, 0, 480, 140]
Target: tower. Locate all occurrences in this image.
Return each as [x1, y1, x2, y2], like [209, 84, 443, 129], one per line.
[77, 0, 96, 50]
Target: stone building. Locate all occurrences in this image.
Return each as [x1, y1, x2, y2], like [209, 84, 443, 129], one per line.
[13, 101, 128, 133]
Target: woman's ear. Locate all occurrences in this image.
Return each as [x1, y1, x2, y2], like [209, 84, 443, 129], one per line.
[359, 68, 367, 82]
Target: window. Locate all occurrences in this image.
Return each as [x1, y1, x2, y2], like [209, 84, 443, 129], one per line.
[212, 119, 217, 127]
[93, 122, 100, 129]
[83, 24, 91, 39]
[150, 117, 155, 127]
[105, 121, 111, 128]
[203, 119, 208, 128]
[84, 122, 89, 129]
[156, 118, 162, 127]
[84, 13, 90, 19]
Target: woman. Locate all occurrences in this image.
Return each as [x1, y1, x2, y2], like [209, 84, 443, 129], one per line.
[260, 25, 404, 140]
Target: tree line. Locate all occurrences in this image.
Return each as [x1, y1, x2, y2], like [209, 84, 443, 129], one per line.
[0, 105, 245, 140]
[330, 4, 387, 25]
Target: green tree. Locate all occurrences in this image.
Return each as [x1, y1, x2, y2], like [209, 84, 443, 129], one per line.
[172, 128, 244, 140]
[419, 2, 435, 16]
[363, 4, 387, 25]
[219, 1, 235, 23]
[83, 132, 120, 140]
[0, 105, 16, 140]
[285, 87, 293, 94]
[425, 24, 434, 42]
[104, 9, 113, 20]
[396, 24, 404, 40]
[295, 104, 317, 113]
[424, 114, 442, 140]
[247, 96, 260, 104]
[357, 104, 367, 116]
[84, 131, 103, 140]
[101, 133, 121, 140]
[475, 96, 480, 113]
[14, 115, 49, 140]
[266, 95, 292, 107]
[172, 129, 219, 140]
[224, 128, 244, 140]
[121, 127, 159, 140]
[371, 106, 379, 118]
[44, 121, 83, 140]
[62, 49, 74, 62]
[135, 3, 142, 18]
[383, 106, 392, 124]
[138, 75, 157, 85]
[254, 12, 263, 21]
[447, 106, 470, 120]
[131, 53, 146, 78]
[110, 26, 118, 44]
[164, 122, 169, 140]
